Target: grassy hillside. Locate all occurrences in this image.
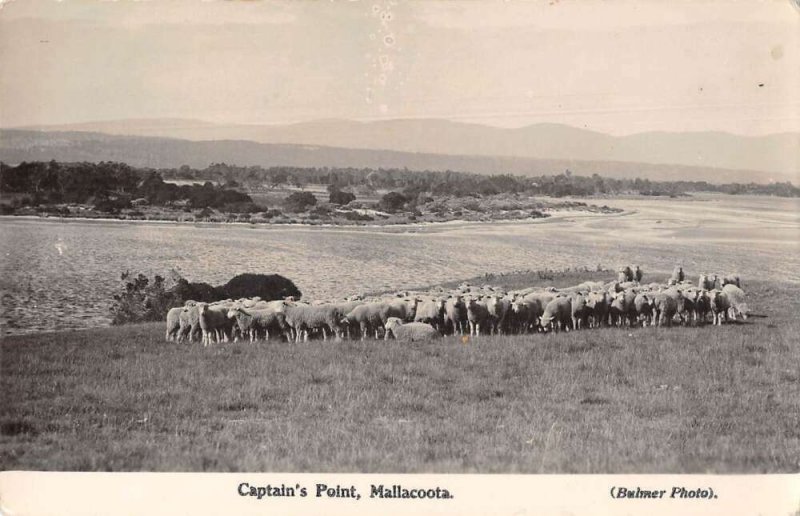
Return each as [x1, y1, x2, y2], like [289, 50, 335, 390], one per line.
[1, 275, 798, 472]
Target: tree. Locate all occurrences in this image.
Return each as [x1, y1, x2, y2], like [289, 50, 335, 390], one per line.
[329, 189, 356, 205]
[284, 191, 317, 212]
[378, 191, 408, 212]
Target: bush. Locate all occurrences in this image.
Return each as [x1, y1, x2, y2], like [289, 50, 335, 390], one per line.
[259, 209, 283, 219]
[221, 201, 261, 213]
[219, 273, 302, 300]
[284, 191, 317, 212]
[329, 190, 356, 205]
[93, 196, 132, 213]
[110, 271, 181, 325]
[110, 270, 302, 324]
[378, 191, 408, 212]
[311, 204, 333, 216]
[343, 211, 374, 222]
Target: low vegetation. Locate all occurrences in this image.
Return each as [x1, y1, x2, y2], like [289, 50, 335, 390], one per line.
[2, 272, 797, 472]
[110, 271, 301, 325]
[2, 160, 797, 227]
[161, 162, 800, 198]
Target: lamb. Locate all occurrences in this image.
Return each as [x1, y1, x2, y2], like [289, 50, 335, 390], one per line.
[342, 302, 386, 340]
[661, 288, 687, 326]
[178, 303, 201, 342]
[414, 297, 446, 332]
[509, 299, 534, 333]
[585, 291, 610, 328]
[578, 280, 605, 292]
[721, 274, 741, 289]
[281, 302, 345, 342]
[522, 291, 556, 309]
[609, 292, 631, 327]
[708, 290, 731, 326]
[165, 307, 183, 342]
[389, 297, 419, 323]
[698, 274, 717, 290]
[227, 307, 288, 342]
[678, 288, 701, 325]
[384, 317, 441, 342]
[197, 302, 233, 346]
[695, 290, 711, 324]
[570, 293, 591, 330]
[485, 295, 511, 334]
[466, 297, 490, 336]
[341, 299, 413, 340]
[514, 295, 547, 332]
[721, 284, 749, 321]
[444, 295, 468, 335]
[539, 296, 573, 332]
[331, 300, 364, 339]
[633, 292, 653, 327]
[651, 292, 678, 327]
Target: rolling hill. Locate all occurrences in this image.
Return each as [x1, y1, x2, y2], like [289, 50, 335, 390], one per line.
[14, 118, 799, 180]
[0, 128, 794, 185]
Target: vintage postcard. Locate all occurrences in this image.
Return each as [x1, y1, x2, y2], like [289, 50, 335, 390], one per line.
[0, 0, 798, 514]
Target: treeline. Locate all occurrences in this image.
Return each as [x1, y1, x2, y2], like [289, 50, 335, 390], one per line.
[0, 161, 255, 212]
[163, 163, 800, 198]
[2, 161, 798, 207]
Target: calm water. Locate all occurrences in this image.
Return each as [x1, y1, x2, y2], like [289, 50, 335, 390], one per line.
[1, 194, 798, 335]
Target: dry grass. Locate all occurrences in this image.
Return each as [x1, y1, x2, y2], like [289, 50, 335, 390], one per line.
[1, 276, 798, 473]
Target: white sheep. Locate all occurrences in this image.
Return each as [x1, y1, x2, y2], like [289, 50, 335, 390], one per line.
[721, 284, 749, 321]
[197, 302, 233, 346]
[384, 317, 441, 342]
[165, 307, 183, 342]
[227, 307, 287, 342]
[279, 301, 345, 342]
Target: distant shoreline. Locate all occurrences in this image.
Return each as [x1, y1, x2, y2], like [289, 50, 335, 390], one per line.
[0, 208, 629, 232]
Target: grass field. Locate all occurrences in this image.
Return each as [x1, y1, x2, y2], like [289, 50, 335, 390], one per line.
[1, 273, 799, 473]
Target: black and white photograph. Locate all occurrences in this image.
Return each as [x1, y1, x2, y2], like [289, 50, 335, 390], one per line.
[1, 0, 798, 501]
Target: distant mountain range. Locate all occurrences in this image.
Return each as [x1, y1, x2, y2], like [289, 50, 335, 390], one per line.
[1, 119, 798, 184]
[11, 118, 798, 180]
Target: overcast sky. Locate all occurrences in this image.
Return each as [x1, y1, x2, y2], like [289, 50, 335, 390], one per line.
[1, 0, 797, 135]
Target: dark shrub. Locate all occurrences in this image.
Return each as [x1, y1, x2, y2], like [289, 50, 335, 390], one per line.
[329, 190, 356, 205]
[378, 191, 408, 212]
[343, 211, 374, 222]
[110, 271, 302, 324]
[260, 209, 282, 219]
[110, 272, 178, 325]
[222, 201, 261, 213]
[94, 195, 132, 213]
[284, 191, 317, 212]
[220, 273, 302, 300]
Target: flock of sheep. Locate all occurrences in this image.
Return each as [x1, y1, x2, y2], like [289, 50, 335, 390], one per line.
[166, 266, 747, 346]
[165, 265, 750, 346]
